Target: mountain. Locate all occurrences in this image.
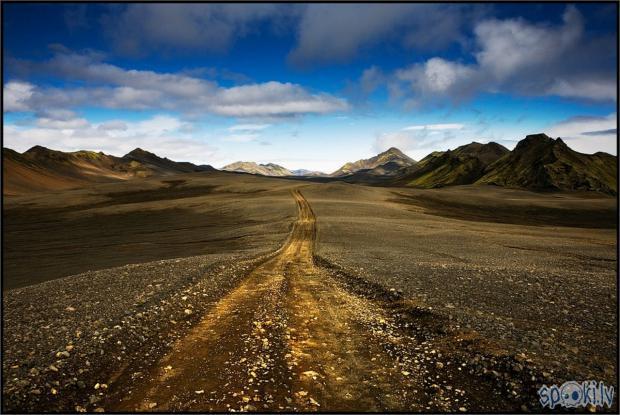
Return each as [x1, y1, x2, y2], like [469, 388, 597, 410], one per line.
[3, 146, 215, 196]
[452, 142, 510, 165]
[330, 147, 416, 177]
[222, 161, 293, 176]
[477, 134, 617, 194]
[390, 142, 509, 188]
[290, 169, 325, 177]
[123, 148, 215, 174]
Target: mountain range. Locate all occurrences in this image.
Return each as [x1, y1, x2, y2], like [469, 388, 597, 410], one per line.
[3, 133, 617, 196]
[3, 146, 213, 196]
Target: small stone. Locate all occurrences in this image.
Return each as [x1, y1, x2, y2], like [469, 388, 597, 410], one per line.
[49, 365, 59, 372]
[308, 397, 320, 406]
[148, 402, 157, 409]
[401, 371, 410, 376]
[302, 370, 320, 379]
[195, 390, 204, 394]
[459, 407, 467, 412]
[66, 306, 76, 312]
[435, 362, 444, 369]
[94, 408, 105, 413]
[184, 309, 193, 315]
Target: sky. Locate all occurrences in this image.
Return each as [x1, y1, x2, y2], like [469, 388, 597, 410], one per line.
[2, 3, 618, 172]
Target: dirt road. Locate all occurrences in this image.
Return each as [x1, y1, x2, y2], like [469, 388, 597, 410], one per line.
[110, 190, 511, 412]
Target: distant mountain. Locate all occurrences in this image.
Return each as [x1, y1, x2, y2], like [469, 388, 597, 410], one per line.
[222, 161, 293, 176]
[3, 146, 215, 196]
[392, 142, 509, 188]
[290, 169, 326, 177]
[477, 134, 617, 195]
[330, 147, 416, 177]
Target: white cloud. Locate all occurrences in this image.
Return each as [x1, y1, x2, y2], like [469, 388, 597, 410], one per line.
[35, 116, 90, 130]
[474, 6, 582, 80]
[223, 134, 259, 143]
[211, 82, 348, 117]
[4, 52, 349, 118]
[3, 114, 219, 165]
[105, 4, 296, 56]
[289, 4, 476, 66]
[228, 123, 271, 132]
[403, 123, 464, 131]
[547, 113, 617, 155]
[98, 120, 128, 131]
[389, 6, 616, 103]
[3, 81, 35, 111]
[546, 79, 617, 102]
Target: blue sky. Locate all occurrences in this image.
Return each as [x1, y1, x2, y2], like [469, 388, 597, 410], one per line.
[3, 3, 617, 172]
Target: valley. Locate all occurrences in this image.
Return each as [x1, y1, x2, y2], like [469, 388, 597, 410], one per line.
[2, 166, 617, 412]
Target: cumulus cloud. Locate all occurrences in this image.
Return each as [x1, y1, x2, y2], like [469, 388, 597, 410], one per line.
[100, 4, 476, 65]
[104, 4, 298, 56]
[3, 81, 35, 111]
[547, 113, 617, 155]
[211, 82, 348, 117]
[3, 51, 349, 118]
[388, 6, 616, 104]
[289, 4, 477, 66]
[3, 114, 218, 165]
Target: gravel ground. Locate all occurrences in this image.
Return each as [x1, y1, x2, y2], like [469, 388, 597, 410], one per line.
[2, 177, 616, 412]
[2, 251, 280, 413]
[303, 183, 617, 394]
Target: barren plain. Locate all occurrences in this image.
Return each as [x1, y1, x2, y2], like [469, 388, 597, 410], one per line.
[2, 172, 617, 412]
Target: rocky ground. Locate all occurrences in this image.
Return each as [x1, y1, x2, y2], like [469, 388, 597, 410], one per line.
[2, 252, 277, 412]
[304, 183, 617, 397]
[2, 176, 617, 413]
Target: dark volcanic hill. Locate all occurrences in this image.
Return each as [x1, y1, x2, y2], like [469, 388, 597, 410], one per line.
[123, 148, 215, 174]
[477, 134, 617, 194]
[3, 146, 215, 196]
[330, 147, 416, 177]
[391, 142, 509, 188]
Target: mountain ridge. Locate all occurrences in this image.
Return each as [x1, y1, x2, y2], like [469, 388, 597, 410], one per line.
[3, 146, 215, 196]
[330, 147, 416, 177]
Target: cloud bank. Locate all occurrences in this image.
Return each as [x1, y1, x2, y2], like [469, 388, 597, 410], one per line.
[4, 51, 349, 118]
[387, 6, 616, 104]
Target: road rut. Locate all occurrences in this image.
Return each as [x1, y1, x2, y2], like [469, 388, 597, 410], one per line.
[110, 190, 498, 412]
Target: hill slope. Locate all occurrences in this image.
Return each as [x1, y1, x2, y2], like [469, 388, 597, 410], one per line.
[391, 142, 509, 188]
[222, 161, 293, 176]
[123, 148, 215, 175]
[3, 146, 215, 196]
[477, 134, 617, 195]
[331, 147, 416, 177]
